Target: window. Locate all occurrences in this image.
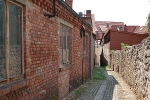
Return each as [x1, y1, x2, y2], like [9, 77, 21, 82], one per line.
[59, 24, 70, 65]
[0, 0, 23, 82]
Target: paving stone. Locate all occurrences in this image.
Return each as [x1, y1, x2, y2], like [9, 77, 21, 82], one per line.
[78, 68, 137, 100]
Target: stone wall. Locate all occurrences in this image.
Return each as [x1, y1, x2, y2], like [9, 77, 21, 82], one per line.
[110, 36, 150, 100]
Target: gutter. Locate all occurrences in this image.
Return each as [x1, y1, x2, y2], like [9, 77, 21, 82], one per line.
[57, 0, 92, 29]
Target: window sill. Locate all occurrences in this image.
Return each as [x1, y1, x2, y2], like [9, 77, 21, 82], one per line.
[0, 79, 27, 97]
[59, 64, 72, 72]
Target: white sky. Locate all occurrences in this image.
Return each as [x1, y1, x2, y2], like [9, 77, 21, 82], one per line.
[73, 0, 150, 26]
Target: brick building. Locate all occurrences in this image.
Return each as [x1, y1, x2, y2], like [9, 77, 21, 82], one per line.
[101, 29, 148, 66]
[107, 30, 148, 50]
[0, 0, 94, 99]
[94, 21, 149, 66]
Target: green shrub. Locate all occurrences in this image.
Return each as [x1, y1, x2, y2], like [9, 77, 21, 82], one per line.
[121, 43, 129, 47]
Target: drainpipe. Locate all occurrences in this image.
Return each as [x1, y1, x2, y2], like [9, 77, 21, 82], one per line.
[90, 33, 93, 79]
[82, 55, 84, 83]
[43, 0, 56, 18]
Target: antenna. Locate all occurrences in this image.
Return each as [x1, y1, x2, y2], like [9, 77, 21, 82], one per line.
[84, 9, 86, 17]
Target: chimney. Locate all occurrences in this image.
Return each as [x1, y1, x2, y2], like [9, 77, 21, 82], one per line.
[65, 0, 73, 8]
[86, 10, 91, 17]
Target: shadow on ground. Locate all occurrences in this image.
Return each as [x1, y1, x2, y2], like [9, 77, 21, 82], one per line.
[92, 68, 119, 100]
[63, 67, 119, 100]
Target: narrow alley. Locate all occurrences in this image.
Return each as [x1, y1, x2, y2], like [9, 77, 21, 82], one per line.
[0, 0, 149, 100]
[64, 67, 136, 100]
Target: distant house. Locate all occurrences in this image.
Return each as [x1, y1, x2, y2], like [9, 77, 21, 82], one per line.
[104, 30, 148, 50]
[102, 28, 148, 66]
[94, 21, 149, 66]
[94, 21, 124, 66]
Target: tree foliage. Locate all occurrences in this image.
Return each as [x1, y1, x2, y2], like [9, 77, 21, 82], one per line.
[147, 13, 150, 34]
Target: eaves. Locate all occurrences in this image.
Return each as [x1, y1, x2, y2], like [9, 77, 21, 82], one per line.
[57, 0, 92, 29]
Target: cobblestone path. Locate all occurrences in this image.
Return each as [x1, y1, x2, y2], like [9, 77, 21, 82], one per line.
[78, 68, 136, 100]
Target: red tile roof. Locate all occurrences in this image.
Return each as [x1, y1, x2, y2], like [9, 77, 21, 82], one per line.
[133, 26, 148, 34]
[111, 25, 148, 34]
[95, 21, 124, 40]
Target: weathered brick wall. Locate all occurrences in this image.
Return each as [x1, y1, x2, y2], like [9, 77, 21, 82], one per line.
[111, 36, 150, 100]
[0, 0, 92, 100]
[58, 68, 70, 100]
[69, 29, 91, 91]
[26, 3, 59, 99]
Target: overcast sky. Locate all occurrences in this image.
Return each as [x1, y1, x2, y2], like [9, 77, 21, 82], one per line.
[73, 0, 150, 26]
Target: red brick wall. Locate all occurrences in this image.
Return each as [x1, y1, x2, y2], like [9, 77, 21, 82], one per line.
[69, 29, 91, 91]
[58, 68, 70, 100]
[0, 0, 92, 100]
[26, 3, 59, 99]
[110, 30, 148, 50]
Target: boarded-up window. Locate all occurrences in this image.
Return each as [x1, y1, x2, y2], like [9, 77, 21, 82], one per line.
[59, 24, 70, 65]
[0, 0, 23, 82]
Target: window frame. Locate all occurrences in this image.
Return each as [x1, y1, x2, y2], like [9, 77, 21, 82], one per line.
[0, 0, 24, 84]
[59, 23, 71, 65]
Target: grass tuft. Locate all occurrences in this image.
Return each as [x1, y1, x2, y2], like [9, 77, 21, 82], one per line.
[102, 66, 111, 70]
[65, 66, 106, 100]
[75, 86, 87, 95]
[92, 67, 106, 80]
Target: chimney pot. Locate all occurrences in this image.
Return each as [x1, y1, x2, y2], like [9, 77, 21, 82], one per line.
[79, 12, 83, 17]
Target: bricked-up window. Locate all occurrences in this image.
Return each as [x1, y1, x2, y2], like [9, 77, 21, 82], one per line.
[59, 24, 70, 65]
[0, 0, 23, 82]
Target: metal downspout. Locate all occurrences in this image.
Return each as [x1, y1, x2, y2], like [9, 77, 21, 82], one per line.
[90, 33, 93, 79]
